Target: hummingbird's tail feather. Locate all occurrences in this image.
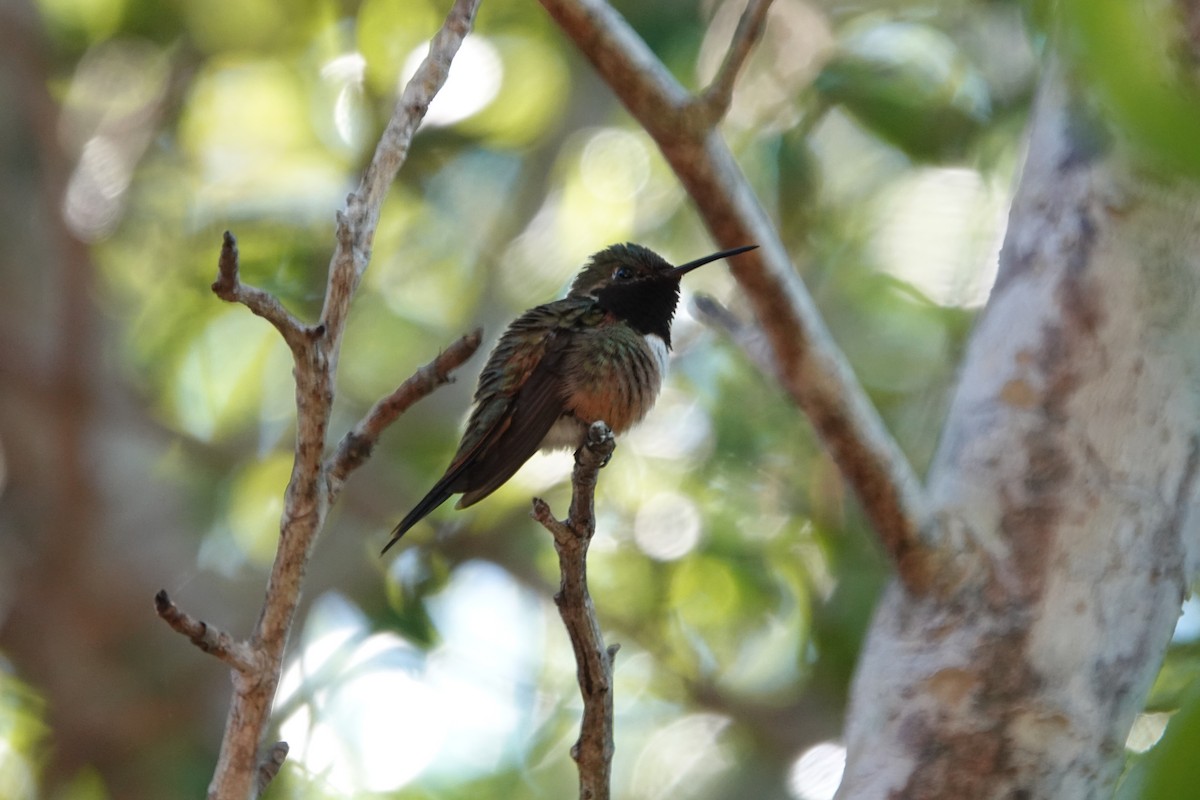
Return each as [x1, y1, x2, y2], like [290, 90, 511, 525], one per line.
[381, 331, 569, 556]
[454, 363, 570, 508]
[381, 482, 456, 554]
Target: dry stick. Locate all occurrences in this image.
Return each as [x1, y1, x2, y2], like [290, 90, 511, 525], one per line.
[154, 590, 258, 674]
[532, 422, 619, 800]
[538, 0, 938, 592]
[155, 2, 483, 798]
[325, 328, 484, 502]
[210, 231, 311, 355]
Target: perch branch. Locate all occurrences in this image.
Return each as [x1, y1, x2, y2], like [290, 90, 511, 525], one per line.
[161, 3, 484, 799]
[699, 0, 773, 122]
[539, 0, 938, 592]
[210, 230, 312, 355]
[532, 421, 619, 800]
[154, 590, 258, 674]
[325, 328, 483, 501]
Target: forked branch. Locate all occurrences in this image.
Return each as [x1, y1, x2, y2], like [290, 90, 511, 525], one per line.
[326, 328, 483, 501]
[157, 2, 484, 798]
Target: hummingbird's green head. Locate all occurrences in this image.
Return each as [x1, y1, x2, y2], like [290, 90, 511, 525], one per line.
[568, 242, 758, 346]
[567, 243, 674, 298]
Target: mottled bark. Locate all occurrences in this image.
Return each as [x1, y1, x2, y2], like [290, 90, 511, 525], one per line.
[838, 68, 1200, 798]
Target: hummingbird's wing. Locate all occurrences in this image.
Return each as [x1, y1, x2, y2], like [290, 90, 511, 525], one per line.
[451, 345, 571, 507]
[449, 298, 602, 505]
[382, 299, 596, 553]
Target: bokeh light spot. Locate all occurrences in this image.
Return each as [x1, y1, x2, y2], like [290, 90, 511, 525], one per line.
[788, 741, 846, 800]
[580, 128, 650, 203]
[872, 166, 1006, 308]
[634, 491, 702, 561]
[631, 713, 732, 799]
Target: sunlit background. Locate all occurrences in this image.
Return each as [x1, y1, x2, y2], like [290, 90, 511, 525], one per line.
[3, 0, 1200, 797]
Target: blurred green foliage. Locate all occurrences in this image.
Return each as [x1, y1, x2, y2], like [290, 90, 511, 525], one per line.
[1059, 0, 1200, 177]
[9, 0, 1200, 797]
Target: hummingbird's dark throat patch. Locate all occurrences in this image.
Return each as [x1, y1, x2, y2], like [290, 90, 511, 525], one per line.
[595, 277, 680, 347]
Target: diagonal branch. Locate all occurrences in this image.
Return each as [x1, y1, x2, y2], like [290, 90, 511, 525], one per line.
[691, 293, 777, 379]
[325, 328, 483, 502]
[698, 0, 774, 123]
[320, 0, 478, 349]
[539, 0, 938, 592]
[154, 590, 258, 674]
[532, 421, 619, 800]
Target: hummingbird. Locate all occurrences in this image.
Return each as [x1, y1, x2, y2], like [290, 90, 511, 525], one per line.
[382, 241, 757, 554]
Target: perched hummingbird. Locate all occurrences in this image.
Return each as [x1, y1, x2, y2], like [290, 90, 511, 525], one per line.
[382, 242, 757, 554]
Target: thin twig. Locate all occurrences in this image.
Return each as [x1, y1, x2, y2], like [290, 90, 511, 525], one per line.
[325, 328, 483, 501]
[699, 0, 774, 122]
[320, 0, 478, 345]
[532, 421, 618, 800]
[154, 590, 258, 674]
[538, 0, 937, 592]
[210, 230, 312, 355]
[691, 293, 778, 379]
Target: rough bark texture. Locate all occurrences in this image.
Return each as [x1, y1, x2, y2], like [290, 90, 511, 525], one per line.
[837, 68, 1200, 798]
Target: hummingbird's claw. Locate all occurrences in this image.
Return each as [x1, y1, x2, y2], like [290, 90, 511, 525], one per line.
[586, 421, 616, 467]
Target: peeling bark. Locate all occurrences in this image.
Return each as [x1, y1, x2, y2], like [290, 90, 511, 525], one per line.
[838, 69, 1200, 798]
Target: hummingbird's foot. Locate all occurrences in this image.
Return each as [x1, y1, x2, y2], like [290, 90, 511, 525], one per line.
[585, 421, 616, 467]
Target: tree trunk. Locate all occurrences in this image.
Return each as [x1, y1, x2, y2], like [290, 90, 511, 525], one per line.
[837, 66, 1200, 798]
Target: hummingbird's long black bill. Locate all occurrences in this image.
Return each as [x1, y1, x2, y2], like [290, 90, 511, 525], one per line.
[669, 244, 758, 278]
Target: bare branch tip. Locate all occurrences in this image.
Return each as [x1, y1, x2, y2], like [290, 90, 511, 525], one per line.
[255, 741, 290, 795]
[699, 0, 773, 123]
[155, 589, 258, 672]
[212, 230, 241, 297]
[531, 497, 553, 520]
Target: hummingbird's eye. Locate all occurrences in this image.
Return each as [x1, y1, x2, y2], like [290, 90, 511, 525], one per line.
[613, 266, 634, 281]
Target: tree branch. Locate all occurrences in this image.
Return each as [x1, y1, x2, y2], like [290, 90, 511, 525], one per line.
[532, 421, 618, 800]
[156, 3, 484, 798]
[538, 0, 937, 592]
[210, 230, 312, 356]
[325, 328, 483, 502]
[691, 292, 778, 379]
[154, 590, 258, 674]
[320, 0, 478, 347]
[698, 0, 773, 123]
